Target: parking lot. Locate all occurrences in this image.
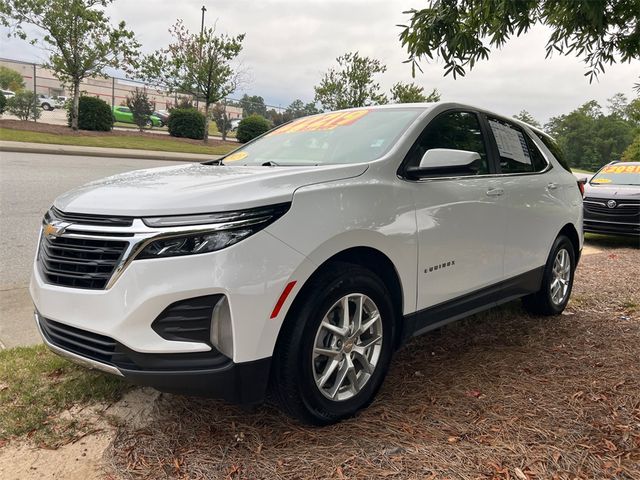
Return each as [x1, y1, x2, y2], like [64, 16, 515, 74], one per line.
[0, 151, 181, 348]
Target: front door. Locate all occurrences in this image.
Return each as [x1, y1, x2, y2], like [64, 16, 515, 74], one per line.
[400, 110, 507, 311]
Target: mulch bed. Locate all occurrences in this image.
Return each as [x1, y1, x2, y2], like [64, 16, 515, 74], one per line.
[108, 240, 640, 479]
[0, 120, 235, 147]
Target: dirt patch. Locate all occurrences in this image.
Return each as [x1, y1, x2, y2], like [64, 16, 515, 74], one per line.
[0, 119, 235, 148]
[0, 388, 159, 480]
[107, 244, 640, 479]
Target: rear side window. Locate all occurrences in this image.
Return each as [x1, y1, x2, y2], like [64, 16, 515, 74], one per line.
[533, 131, 572, 172]
[487, 117, 547, 174]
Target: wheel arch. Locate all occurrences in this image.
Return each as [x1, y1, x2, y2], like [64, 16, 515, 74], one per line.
[558, 222, 581, 265]
[277, 246, 406, 351]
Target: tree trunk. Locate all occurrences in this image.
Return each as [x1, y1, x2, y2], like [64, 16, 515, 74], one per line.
[203, 102, 210, 143]
[71, 81, 81, 131]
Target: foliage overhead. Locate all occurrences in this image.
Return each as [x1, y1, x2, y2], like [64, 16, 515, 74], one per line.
[0, 65, 25, 91]
[390, 82, 440, 103]
[0, 0, 139, 130]
[314, 52, 388, 111]
[6, 90, 40, 120]
[399, 0, 640, 82]
[139, 19, 244, 142]
[236, 114, 271, 143]
[126, 88, 154, 131]
[513, 110, 541, 128]
[67, 95, 113, 131]
[545, 95, 638, 171]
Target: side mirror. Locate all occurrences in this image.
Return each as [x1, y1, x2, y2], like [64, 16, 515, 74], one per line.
[406, 148, 482, 179]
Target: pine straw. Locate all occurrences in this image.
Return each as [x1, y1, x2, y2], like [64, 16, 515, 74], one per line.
[108, 245, 640, 480]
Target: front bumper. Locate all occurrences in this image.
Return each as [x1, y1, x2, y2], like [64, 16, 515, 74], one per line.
[583, 217, 640, 237]
[36, 311, 271, 403]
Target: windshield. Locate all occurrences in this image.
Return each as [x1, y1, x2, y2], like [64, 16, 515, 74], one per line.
[590, 164, 640, 186]
[221, 108, 423, 166]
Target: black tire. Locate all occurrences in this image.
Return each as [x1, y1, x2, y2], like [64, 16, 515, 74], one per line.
[269, 262, 396, 425]
[145, 119, 153, 129]
[522, 235, 576, 316]
[41, 102, 51, 111]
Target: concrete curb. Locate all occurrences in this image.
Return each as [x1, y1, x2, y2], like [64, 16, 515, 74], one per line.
[0, 141, 222, 162]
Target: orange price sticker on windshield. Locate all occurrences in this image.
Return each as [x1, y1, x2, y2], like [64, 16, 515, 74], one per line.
[271, 110, 370, 135]
[602, 165, 640, 174]
[591, 177, 612, 183]
[224, 151, 249, 162]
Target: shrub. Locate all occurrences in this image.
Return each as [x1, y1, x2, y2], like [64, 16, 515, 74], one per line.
[211, 104, 232, 140]
[67, 96, 113, 131]
[236, 114, 271, 143]
[7, 90, 41, 121]
[126, 88, 154, 131]
[0, 90, 6, 114]
[168, 108, 206, 139]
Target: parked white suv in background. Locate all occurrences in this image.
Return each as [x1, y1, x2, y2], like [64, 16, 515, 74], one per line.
[31, 102, 583, 424]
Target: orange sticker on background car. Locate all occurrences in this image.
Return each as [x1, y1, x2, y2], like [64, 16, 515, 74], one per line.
[601, 165, 640, 174]
[270, 110, 370, 135]
[224, 151, 249, 162]
[591, 177, 612, 183]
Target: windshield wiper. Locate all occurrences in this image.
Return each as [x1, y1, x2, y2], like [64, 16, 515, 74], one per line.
[207, 158, 225, 166]
[262, 161, 280, 166]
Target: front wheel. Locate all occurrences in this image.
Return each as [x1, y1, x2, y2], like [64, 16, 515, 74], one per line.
[522, 235, 576, 316]
[270, 263, 396, 425]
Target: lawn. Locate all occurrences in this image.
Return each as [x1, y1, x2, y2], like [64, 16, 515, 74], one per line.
[0, 345, 128, 447]
[114, 120, 237, 138]
[0, 126, 237, 156]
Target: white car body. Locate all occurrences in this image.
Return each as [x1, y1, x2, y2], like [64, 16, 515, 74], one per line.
[30, 102, 583, 411]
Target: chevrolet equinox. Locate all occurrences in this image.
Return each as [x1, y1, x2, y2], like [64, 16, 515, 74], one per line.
[31, 103, 583, 425]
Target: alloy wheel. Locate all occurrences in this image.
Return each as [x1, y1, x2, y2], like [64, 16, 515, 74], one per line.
[312, 293, 383, 401]
[550, 248, 571, 305]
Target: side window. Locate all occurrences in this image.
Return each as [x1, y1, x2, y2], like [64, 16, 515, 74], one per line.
[524, 134, 549, 172]
[487, 117, 541, 174]
[404, 111, 489, 175]
[533, 131, 571, 172]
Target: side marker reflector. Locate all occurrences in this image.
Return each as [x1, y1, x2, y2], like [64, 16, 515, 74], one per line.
[270, 281, 297, 319]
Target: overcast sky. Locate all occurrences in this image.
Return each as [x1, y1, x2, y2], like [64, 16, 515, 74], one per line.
[1, 0, 638, 124]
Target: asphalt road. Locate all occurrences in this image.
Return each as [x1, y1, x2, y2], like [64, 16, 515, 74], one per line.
[0, 151, 181, 349]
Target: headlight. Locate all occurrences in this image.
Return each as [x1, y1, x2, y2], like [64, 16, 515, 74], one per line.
[136, 203, 289, 260]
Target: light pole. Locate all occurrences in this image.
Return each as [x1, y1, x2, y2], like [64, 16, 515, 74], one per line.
[196, 5, 207, 110]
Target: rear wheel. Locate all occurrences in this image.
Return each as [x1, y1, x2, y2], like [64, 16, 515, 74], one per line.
[522, 235, 576, 316]
[270, 263, 396, 425]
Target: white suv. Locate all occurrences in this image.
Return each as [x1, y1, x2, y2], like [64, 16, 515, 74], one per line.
[31, 103, 583, 424]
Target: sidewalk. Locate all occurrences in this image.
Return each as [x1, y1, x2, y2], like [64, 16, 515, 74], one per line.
[0, 140, 221, 162]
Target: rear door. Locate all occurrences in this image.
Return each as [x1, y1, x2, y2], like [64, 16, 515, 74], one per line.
[400, 110, 507, 311]
[483, 116, 564, 278]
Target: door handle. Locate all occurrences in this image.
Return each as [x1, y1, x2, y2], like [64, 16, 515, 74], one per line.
[486, 187, 504, 197]
[547, 182, 558, 190]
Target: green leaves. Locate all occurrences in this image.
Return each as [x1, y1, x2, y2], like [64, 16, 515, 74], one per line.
[390, 82, 440, 103]
[400, 0, 639, 82]
[314, 51, 388, 111]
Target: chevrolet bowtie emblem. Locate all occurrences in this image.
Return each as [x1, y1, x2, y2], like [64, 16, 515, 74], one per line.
[44, 221, 72, 238]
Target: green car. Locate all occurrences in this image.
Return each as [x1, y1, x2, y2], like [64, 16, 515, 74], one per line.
[112, 106, 162, 128]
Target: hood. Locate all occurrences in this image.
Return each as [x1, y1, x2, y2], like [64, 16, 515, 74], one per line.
[55, 162, 368, 216]
[584, 183, 640, 201]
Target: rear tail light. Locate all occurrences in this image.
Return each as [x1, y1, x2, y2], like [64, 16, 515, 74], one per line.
[577, 179, 586, 197]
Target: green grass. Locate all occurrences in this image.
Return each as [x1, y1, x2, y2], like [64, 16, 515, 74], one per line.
[0, 127, 236, 156]
[0, 345, 129, 447]
[572, 168, 594, 174]
[584, 232, 639, 248]
[115, 121, 237, 138]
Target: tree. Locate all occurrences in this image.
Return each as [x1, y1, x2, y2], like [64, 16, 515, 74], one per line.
[211, 103, 232, 140]
[0, 90, 6, 114]
[126, 88, 154, 131]
[513, 110, 541, 128]
[0, 65, 24, 91]
[622, 134, 640, 162]
[545, 99, 636, 171]
[0, 0, 139, 130]
[400, 1, 640, 81]
[390, 82, 440, 103]
[285, 99, 319, 119]
[314, 52, 387, 111]
[7, 90, 40, 120]
[139, 20, 244, 143]
[240, 94, 267, 117]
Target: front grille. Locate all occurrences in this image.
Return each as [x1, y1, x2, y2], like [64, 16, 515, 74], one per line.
[51, 206, 133, 227]
[39, 235, 128, 289]
[38, 315, 229, 371]
[584, 197, 640, 216]
[39, 316, 135, 368]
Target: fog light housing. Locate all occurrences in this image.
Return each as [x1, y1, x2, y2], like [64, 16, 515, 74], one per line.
[211, 295, 233, 358]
